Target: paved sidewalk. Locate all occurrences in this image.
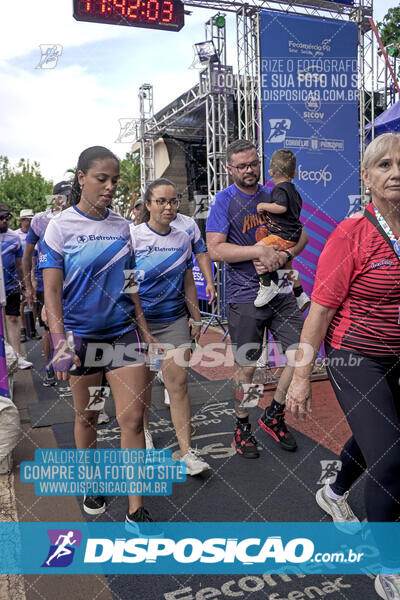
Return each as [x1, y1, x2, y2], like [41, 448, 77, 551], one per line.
[8, 368, 112, 600]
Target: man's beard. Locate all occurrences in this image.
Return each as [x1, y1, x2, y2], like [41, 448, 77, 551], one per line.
[0, 225, 7, 233]
[237, 174, 258, 188]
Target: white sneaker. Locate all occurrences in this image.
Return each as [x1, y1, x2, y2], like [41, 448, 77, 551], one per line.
[316, 484, 361, 534]
[17, 354, 32, 370]
[296, 291, 311, 312]
[254, 282, 280, 307]
[181, 448, 211, 476]
[164, 387, 170, 406]
[144, 428, 154, 450]
[97, 409, 110, 424]
[375, 574, 400, 599]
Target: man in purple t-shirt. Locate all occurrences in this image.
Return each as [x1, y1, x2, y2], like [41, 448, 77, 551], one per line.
[206, 139, 308, 459]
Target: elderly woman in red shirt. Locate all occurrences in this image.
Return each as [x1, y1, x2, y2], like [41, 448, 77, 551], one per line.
[287, 133, 400, 600]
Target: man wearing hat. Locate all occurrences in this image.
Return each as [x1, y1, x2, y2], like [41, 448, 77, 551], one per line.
[23, 181, 72, 385]
[131, 198, 144, 226]
[0, 204, 33, 369]
[16, 208, 41, 343]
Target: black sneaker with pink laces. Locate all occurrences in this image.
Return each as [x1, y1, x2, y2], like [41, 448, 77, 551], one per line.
[258, 404, 297, 452]
[233, 422, 260, 459]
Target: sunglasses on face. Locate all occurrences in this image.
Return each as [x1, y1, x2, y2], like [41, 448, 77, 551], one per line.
[0, 214, 10, 221]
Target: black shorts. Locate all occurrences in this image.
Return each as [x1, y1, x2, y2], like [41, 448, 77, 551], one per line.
[36, 290, 46, 328]
[227, 294, 304, 366]
[70, 328, 145, 377]
[5, 291, 21, 316]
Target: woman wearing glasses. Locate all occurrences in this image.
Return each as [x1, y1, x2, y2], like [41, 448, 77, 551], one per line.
[130, 178, 210, 476]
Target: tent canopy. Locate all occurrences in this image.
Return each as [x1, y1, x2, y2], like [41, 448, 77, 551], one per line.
[366, 100, 400, 138]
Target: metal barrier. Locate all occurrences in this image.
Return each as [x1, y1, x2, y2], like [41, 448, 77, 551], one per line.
[198, 262, 228, 339]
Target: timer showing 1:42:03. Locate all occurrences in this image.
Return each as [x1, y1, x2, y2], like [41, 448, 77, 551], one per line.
[73, 0, 185, 31]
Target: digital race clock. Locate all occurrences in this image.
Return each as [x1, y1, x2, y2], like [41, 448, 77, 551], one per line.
[73, 0, 185, 32]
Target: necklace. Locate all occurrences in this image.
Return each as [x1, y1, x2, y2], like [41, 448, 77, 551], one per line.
[374, 205, 400, 257]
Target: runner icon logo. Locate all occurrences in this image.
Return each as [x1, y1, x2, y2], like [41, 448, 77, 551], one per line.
[42, 529, 82, 567]
[36, 45, 63, 69]
[267, 118, 291, 143]
[86, 386, 110, 411]
[318, 460, 342, 485]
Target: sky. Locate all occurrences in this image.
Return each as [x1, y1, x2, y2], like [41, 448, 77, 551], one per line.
[0, 0, 396, 183]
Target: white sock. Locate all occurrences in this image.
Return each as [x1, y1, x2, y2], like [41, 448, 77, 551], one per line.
[326, 484, 343, 500]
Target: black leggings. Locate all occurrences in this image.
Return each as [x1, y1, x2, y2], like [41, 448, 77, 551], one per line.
[325, 345, 400, 564]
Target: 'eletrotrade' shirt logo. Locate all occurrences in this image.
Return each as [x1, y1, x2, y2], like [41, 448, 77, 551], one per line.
[76, 234, 124, 244]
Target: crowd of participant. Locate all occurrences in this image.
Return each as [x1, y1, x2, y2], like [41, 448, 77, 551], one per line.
[0, 134, 399, 598]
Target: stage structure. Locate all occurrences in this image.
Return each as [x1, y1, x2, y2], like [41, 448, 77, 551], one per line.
[132, 0, 386, 351]
[135, 0, 377, 196]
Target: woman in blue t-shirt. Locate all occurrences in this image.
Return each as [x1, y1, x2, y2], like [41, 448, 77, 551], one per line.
[42, 146, 158, 532]
[131, 178, 211, 476]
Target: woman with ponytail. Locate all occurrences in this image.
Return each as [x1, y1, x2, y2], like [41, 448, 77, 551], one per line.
[131, 178, 211, 476]
[41, 146, 159, 532]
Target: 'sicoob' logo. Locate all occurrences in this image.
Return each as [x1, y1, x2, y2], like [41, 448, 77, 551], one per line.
[42, 529, 82, 567]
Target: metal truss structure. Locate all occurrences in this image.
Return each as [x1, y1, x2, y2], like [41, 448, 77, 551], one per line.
[136, 14, 235, 197]
[136, 0, 378, 198]
[139, 84, 155, 193]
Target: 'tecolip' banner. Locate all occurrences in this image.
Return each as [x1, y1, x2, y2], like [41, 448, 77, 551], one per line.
[260, 11, 359, 295]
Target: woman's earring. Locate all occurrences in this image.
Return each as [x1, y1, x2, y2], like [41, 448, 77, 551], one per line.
[365, 187, 371, 195]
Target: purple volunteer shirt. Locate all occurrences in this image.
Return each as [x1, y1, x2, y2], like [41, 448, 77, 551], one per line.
[206, 183, 272, 303]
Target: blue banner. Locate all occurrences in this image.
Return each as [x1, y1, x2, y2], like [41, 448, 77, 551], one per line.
[193, 255, 214, 301]
[260, 12, 359, 297]
[0, 522, 398, 574]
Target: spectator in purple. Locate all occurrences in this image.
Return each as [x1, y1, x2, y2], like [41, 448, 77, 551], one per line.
[206, 139, 308, 459]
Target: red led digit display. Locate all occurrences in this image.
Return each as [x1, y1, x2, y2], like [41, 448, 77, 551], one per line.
[73, 0, 184, 31]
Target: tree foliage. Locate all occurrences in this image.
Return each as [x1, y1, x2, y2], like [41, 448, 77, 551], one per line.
[377, 7, 400, 75]
[113, 151, 141, 219]
[0, 157, 53, 229]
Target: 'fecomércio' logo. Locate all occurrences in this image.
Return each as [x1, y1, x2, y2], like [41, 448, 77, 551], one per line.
[297, 165, 332, 187]
[42, 529, 82, 567]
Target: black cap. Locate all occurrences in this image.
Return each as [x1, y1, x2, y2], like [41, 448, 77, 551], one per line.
[53, 181, 72, 195]
[0, 203, 10, 215]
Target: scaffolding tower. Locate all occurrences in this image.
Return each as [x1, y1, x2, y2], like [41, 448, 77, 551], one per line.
[135, 0, 376, 199]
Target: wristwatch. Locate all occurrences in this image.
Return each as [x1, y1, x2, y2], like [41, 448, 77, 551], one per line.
[284, 250, 293, 262]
